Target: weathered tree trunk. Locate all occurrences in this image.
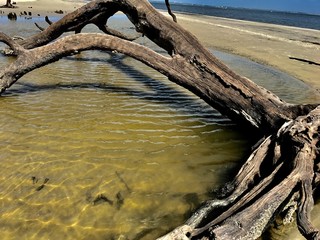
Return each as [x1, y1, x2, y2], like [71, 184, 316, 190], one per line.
[0, 0, 319, 239]
[3, 0, 13, 7]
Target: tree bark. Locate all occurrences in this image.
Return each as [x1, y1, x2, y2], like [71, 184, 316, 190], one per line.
[0, 0, 319, 239]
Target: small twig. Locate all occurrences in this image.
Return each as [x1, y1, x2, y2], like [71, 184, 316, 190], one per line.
[45, 16, 53, 25]
[289, 56, 320, 66]
[35, 178, 49, 191]
[116, 191, 124, 210]
[34, 22, 45, 31]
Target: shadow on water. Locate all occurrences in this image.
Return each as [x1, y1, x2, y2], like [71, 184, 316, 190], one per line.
[3, 52, 232, 126]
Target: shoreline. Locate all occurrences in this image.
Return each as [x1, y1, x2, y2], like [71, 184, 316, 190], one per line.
[174, 12, 320, 89]
[1, 0, 320, 90]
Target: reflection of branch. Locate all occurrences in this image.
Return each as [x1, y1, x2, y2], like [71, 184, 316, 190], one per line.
[289, 56, 320, 66]
[116, 171, 132, 193]
[165, 0, 177, 23]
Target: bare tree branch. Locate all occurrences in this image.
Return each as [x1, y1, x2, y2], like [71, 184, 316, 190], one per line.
[0, 32, 26, 55]
[34, 22, 45, 31]
[165, 0, 177, 23]
[0, 33, 171, 93]
[45, 16, 53, 25]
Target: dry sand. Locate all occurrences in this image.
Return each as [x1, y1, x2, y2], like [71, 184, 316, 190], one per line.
[1, 0, 320, 89]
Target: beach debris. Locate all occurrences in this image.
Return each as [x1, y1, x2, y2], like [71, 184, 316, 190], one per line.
[45, 16, 53, 25]
[289, 56, 320, 66]
[115, 171, 132, 193]
[54, 10, 64, 14]
[20, 10, 32, 19]
[7, 12, 16, 20]
[116, 191, 124, 210]
[31, 176, 39, 184]
[35, 177, 50, 191]
[93, 194, 114, 206]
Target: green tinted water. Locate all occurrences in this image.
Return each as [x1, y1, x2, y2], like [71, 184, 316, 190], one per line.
[0, 16, 319, 240]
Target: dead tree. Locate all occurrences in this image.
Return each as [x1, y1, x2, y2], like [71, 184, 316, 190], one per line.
[1, 0, 13, 8]
[0, 0, 319, 239]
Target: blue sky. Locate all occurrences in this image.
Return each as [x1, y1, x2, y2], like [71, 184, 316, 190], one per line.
[156, 0, 320, 15]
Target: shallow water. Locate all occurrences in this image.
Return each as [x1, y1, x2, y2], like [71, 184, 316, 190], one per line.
[0, 16, 320, 240]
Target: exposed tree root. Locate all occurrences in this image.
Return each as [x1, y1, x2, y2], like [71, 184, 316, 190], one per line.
[159, 107, 320, 240]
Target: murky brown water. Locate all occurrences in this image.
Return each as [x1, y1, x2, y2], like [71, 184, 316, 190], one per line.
[1, 15, 320, 240]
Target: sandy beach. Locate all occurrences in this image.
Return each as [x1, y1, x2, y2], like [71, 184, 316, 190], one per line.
[0, 0, 84, 15]
[1, 0, 320, 89]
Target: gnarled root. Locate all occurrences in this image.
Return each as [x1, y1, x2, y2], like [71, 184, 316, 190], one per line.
[159, 106, 320, 240]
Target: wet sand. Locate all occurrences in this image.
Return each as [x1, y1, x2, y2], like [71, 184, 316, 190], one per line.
[175, 13, 320, 89]
[1, 0, 320, 90]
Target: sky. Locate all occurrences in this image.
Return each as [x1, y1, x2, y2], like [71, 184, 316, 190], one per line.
[157, 0, 320, 15]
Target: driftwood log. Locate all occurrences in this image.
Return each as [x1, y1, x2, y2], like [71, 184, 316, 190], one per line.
[0, 0, 319, 239]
